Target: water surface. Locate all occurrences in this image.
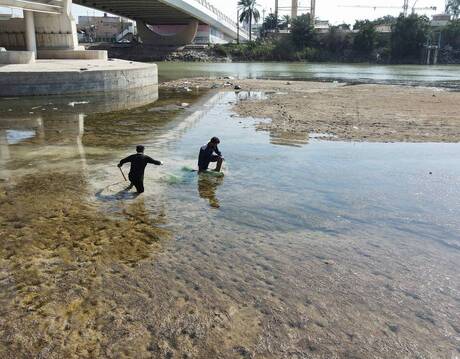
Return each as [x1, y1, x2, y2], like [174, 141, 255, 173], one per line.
[158, 62, 460, 88]
[0, 89, 459, 358]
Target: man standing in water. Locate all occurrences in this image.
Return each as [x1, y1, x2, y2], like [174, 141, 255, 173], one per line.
[118, 145, 163, 194]
[198, 137, 224, 172]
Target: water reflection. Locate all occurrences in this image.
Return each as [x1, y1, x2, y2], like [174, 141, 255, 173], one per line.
[269, 129, 310, 147]
[197, 174, 224, 208]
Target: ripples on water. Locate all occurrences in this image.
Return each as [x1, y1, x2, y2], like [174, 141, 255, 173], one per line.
[0, 87, 459, 358]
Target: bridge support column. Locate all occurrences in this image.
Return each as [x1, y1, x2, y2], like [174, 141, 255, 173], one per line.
[24, 10, 37, 54]
[137, 20, 199, 46]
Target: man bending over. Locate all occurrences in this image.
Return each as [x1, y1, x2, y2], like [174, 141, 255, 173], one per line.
[198, 137, 224, 172]
[118, 145, 163, 194]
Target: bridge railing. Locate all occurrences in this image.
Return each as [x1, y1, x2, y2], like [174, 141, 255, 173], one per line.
[193, 0, 249, 38]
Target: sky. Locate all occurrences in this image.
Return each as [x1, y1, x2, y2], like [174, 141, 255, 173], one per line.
[1, 0, 447, 25]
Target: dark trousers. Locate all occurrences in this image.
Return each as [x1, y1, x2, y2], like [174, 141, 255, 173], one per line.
[129, 173, 144, 193]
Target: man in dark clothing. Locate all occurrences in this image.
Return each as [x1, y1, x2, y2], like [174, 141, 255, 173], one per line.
[198, 137, 224, 172]
[118, 145, 163, 194]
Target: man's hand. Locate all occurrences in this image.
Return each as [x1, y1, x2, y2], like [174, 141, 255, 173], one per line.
[159, 161, 164, 165]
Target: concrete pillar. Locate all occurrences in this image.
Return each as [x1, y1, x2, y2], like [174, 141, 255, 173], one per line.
[24, 10, 37, 53]
[291, 0, 298, 19]
[275, 0, 279, 30]
[310, 0, 316, 21]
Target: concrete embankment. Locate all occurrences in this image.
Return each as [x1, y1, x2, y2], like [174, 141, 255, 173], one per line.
[0, 59, 158, 96]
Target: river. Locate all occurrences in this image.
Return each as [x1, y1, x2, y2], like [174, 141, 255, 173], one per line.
[158, 62, 460, 88]
[0, 66, 459, 358]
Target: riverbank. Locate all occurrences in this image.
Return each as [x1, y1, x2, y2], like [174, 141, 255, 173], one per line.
[161, 78, 460, 143]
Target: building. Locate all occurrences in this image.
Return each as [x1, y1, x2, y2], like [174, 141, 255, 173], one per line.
[431, 13, 451, 29]
[375, 24, 392, 33]
[77, 14, 132, 43]
[315, 20, 330, 33]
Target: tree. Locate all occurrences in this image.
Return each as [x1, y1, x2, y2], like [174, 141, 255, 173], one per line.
[290, 13, 316, 50]
[353, 20, 377, 56]
[373, 15, 397, 26]
[323, 25, 353, 59]
[238, 0, 260, 41]
[446, 0, 460, 19]
[391, 14, 431, 63]
[260, 13, 280, 36]
[442, 20, 460, 48]
[281, 15, 291, 30]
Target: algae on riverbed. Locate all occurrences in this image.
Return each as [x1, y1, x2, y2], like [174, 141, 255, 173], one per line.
[0, 171, 169, 357]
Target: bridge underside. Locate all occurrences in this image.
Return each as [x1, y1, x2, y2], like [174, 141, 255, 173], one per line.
[74, 0, 201, 25]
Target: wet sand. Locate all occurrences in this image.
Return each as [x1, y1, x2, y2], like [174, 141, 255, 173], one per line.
[161, 78, 460, 142]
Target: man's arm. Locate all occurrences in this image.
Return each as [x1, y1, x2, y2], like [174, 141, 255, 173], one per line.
[118, 155, 133, 167]
[214, 146, 222, 157]
[146, 156, 163, 166]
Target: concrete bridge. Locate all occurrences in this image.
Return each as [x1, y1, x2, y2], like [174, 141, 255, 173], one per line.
[0, 0, 248, 60]
[75, 0, 249, 45]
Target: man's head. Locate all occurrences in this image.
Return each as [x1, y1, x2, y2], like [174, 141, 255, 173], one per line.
[209, 137, 220, 148]
[136, 145, 145, 153]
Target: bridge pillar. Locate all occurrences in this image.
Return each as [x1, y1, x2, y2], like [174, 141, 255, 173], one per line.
[137, 20, 199, 46]
[24, 11, 37, 54]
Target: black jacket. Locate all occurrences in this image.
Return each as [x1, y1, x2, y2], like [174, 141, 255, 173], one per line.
[198, 144, 221, 171]
[119, 153, 161, 179]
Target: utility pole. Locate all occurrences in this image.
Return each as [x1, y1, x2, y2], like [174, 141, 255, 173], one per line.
[237, 9, 240, 44]
[275, 0, 279, 31]
[311, 0, 316, 22]
[403, 0, 409, 16]
[291, 0, 298, 19]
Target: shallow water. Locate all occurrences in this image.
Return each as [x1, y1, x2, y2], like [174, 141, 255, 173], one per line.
[158, 62, 460, 88]
[0, 88, 459, 358]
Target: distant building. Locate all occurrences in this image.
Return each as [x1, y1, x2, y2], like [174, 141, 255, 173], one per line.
[77, 13, 132, 43]
[151, 24, 230, 44]
[375, 24, 392, 33]
[314, 20, 330, 33]
[431, 14, 451, 29]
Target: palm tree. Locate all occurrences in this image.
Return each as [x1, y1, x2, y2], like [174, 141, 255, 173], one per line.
[446, 0, 460, 19]
[238, 0, 260, 41]
[282, 15, 291, 29]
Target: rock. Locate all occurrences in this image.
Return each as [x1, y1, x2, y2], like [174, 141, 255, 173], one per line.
[323, 260, 335, 265]
[181, 103, 190, 107]
[234, 85, 242, 90]
[388, 323, 400, 333]
[233, 346, 253, 359]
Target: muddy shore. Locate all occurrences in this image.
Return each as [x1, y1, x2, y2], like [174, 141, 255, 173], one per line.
[161, 78, 460, 143]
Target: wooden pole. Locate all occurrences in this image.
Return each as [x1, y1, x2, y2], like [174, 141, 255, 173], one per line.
[119, 167, 127, 181]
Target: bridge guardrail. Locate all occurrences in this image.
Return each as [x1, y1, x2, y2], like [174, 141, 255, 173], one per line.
[194, 0, 249, 38]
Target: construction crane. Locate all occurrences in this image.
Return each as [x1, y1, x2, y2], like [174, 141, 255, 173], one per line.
[338, 3, 437, 17]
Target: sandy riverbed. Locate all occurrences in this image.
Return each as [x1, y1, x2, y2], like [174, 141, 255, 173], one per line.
[161, 78, 460, 142]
